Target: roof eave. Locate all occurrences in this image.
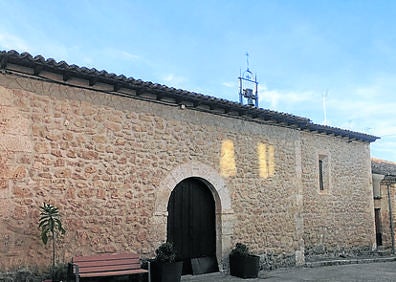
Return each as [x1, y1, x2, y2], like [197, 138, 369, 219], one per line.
[0, 50, 380, 143]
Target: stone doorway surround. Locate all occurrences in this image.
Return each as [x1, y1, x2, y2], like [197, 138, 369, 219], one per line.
[153, 161, 234, 271]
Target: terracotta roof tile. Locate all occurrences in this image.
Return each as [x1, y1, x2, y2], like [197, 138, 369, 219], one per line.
[0, 50, 379, 143]
[372, 158, 396, 175]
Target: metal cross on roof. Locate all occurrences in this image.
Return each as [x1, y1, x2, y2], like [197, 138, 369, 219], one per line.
[238, 52, 259, 107]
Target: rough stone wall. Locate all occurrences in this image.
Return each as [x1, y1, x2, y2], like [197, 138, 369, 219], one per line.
[0, 72, 375, 271]
[227, 121, 302, 262]
[376, 183, 396, 249]
[302, 132, 376, 256]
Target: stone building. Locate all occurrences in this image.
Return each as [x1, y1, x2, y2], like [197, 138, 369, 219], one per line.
[0, 50, 379, 273]
[371, 158, 396, 252]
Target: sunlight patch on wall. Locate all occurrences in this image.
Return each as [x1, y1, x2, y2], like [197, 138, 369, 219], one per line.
[258, 143, 275, 178]
[220, 139, 237, 177]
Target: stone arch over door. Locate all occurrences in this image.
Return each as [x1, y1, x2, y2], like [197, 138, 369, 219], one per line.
[153, 161, 234, 271]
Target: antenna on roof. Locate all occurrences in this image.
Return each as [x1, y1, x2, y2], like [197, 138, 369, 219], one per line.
[239, 52, 259, 107]
[322, 90, 328, 125]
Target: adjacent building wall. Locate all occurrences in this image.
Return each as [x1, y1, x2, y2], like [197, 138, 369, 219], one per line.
[372, 159, 396, 251]
[0, 71, 375, 271]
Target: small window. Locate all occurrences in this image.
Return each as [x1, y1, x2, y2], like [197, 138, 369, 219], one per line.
[319, 159, 324, 191]
[318, 154, 329, 192]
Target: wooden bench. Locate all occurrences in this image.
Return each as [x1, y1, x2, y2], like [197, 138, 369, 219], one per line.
[68, 253, 148, 282]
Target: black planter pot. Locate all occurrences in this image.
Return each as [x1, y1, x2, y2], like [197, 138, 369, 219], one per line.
[229, 254, 260, 279]
[149, 261, 183, 282]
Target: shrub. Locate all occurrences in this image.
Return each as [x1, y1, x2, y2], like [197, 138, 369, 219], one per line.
[155, 242, 177, 263]
[230, 243, 250, 257]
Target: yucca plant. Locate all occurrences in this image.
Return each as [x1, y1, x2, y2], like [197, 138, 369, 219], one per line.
[39, 203, 66, 281]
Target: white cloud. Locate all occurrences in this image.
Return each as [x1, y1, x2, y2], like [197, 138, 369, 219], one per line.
[317, 74, 396, 161]
[248, 76, 396, 161]
[74, 48, 141, 67]
[372, 139, 396, 161]
[257, 84, 318, 111]
[161, 73, 186, 88]
[0, 32, 29, 51]
[326, 74, 396, 126]
[222, 81, 235, 88]
[119, 51, 140, 61]
[0, 31, 73, 65]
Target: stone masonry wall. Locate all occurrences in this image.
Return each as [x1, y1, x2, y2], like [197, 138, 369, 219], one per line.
[0, 71, 375, 271]
[302, 132, 376, 257]
[375, 183, 396, 249]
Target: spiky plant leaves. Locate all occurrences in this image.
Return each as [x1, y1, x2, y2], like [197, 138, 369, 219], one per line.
[39, 203, 65, 245]
[38, 202, 66, 280]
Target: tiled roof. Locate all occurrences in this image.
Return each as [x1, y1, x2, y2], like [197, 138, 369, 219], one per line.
[0, 50, 379, 143]
[372, 158, 396, 175]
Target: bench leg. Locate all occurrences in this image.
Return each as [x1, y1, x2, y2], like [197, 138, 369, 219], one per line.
[148, 261, 151, 282]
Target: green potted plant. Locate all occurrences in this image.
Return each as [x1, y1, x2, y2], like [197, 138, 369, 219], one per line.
[229, 243, 260, 279]
[149, 242, 183, 282]
[39, 203, 66, 282]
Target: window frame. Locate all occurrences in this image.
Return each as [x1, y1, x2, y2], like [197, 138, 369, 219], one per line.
[318, 153, 330, 193]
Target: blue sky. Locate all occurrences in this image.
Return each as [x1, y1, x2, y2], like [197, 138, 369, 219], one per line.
[1, 0, 396, 161]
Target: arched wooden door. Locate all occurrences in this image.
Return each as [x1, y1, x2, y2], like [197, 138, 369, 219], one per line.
[167, 177, 217, 274]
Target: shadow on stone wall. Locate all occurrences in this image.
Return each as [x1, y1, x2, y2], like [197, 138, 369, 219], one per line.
[260, 252, 296, 271]
[304, 245, 381, 262]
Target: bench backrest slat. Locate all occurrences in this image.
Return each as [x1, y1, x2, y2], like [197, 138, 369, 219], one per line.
[72, 253, 144, 275]
[73, 253, 139, 263]
[71, 252, 147, 282]
[77, 263, 141, 274]
[75, 258, 139, 268]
